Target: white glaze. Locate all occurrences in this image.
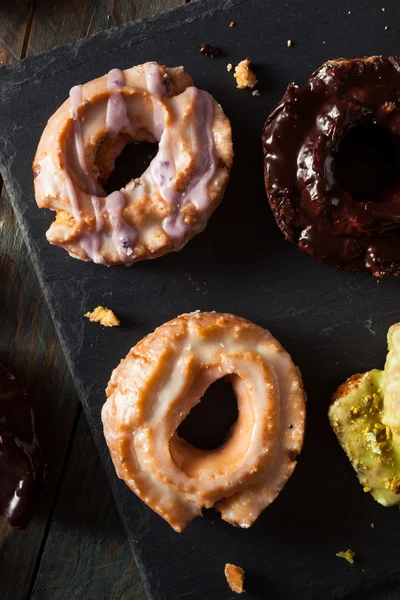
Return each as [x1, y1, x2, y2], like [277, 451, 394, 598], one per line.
[102, 313, 306, 532]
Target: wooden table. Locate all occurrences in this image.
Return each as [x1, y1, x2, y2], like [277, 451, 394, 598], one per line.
[0, 1, 185, 598]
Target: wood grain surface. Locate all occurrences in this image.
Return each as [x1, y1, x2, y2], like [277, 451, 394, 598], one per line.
[0, 1, 185, 598]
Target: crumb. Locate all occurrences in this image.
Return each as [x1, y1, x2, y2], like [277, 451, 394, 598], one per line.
[225, 563, 245, 594]
[370, 523, 375, 528]
[252, 89, 260, 96]
[227, 63, 233, 72]
[287, 39, 292, 47]
[336, 549, 356, 565]
[385, 25, 389, 29]
[54, 210, 76, 228]
[323, 41, 326, 44]
[0, 218, 4, 229]
[200, 43, 221, 58]
[348, 10, 351, 14]
[229, 21, 236, 27]
[382, 7, 386, 10]
[85, 306, 120, 327]
[234, 58, 258, 89]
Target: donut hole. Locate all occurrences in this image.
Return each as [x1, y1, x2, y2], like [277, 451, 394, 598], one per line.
[335, 123, 400, 202]
[91, 132, 158, 194]
[177, 378, 238, 451]
[100, 140, 159, 194]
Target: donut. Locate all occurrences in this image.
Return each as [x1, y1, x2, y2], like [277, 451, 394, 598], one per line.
[0, 363, 44, 528]
[102, 312, 305, 532]
[329, 323, 400, 506]
[33, 62, 233, 265]
[262, 56, 400, 277]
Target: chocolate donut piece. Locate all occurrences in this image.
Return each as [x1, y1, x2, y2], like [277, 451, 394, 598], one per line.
[262, 56, 400, 276]
[0, 363, 44, 528]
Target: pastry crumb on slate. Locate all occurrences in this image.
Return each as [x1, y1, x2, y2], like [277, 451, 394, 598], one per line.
[225, 563, 245, 594]
[229, 21, 236, 27]
[227, 63, 233, 72]
[287, 39, 292, 47]
[336, 549, 356, 565]
[85, 306, 120, 327]
[234, 58, 258, 89]
[200, 43, 221, 58]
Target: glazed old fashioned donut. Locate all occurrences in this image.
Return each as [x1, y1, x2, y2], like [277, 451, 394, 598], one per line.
[33, 63, 232, 265]
[102, 312, 305, 532]
[262, 56, 400, 277]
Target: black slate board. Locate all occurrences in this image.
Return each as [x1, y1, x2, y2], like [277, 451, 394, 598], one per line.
[1, 0, 400, 598]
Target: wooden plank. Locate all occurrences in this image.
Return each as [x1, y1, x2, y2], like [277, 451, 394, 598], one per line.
[0, 187, 80, 599]
[89, 0, 186, 32]
[25, 0, 98, 57]
[0, 6, 81, 600]
[0, 2, 86, 599]
[30, 414, 146, 600]
[0, 1, 31, 65]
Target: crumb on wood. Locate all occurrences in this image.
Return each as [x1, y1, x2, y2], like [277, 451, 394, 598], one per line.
[229, 21, 236, 27]
[336, 549, 356, 565]
[234, 58, 258, 89]
[227, 63, 233, 72]
[200, 43, 221, 58]
[225, 563, 245, 594]
[287, 39, 292, 47]
[85, 306, 120, 327]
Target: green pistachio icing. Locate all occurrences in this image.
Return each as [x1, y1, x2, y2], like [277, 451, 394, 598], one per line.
[329, 324, 400, 506]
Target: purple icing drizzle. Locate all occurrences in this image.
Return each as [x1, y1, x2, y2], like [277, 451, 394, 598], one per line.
[145, 63, 217, 241]
[106, 69, 130, 138]
[146, 63, 216, 242]
[106, 191, 137, 262]
[63, 71, 137, 265]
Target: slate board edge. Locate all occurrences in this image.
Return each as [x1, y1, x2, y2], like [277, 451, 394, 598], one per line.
[0, 0, 245, 87]
[0, 166, 158, 599]
[0, 2, 247, 598]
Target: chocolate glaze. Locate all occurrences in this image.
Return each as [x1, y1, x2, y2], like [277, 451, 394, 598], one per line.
[262, 56, 400, 276]
[0, 363, 44, 528]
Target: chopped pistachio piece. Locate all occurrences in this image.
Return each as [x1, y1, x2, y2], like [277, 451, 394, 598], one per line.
[336, 549, 356, 565]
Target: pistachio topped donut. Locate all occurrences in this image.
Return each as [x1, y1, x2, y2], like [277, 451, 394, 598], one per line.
[33, 62, 233, 265]
[329, 324, 400, 506]
[102, 312, 306, 532]
[262, 56, 400, 277]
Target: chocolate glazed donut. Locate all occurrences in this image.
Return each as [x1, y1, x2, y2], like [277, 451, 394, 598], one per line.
[0, 364, 45, 528]
[262, 56, 400, 276]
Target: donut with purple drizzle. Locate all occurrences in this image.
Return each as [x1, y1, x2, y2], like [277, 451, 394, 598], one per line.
[33, 62, 233, 266]
[262, 56, 400, 277]
[0, 363, 45, 528]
